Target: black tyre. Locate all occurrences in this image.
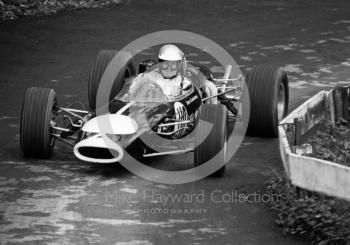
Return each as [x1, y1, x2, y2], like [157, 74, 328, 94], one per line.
[88, 50, 136, 110]
[194, 104, 227, 177]
[20, 87, 57, 158]
[245, 65, 289, 137]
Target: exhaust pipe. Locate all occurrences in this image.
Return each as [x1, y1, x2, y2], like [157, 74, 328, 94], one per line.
[74, 134, 124, 163]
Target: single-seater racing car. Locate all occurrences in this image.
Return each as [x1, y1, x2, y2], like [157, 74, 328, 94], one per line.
[20, 50, 289, 177]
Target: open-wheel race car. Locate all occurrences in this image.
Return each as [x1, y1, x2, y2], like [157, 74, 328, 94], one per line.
[20, 50, 289, 177]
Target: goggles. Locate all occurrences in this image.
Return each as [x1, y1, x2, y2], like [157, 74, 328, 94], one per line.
[160, 60, 180, 70]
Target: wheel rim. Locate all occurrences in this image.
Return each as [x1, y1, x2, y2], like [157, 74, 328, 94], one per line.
[49, 102, 58, 148]
[277, 82, 286, 121]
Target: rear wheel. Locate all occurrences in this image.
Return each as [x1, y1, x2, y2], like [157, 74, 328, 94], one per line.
[88, 50, 136, 110]
[20, 87, 57, 158]
[194, 104, 227, 177]
[245, 65, 289, 137]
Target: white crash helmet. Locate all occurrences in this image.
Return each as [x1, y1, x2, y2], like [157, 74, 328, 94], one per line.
[158, 44, 186, 78]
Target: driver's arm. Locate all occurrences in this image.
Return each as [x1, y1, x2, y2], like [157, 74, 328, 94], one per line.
[203, 79, 218, 104]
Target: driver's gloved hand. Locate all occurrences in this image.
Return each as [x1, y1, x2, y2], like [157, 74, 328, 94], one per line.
[181, 79, 192, 91]
[218, 94, 237, 115]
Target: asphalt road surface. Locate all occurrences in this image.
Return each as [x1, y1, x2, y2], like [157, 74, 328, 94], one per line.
[1, 0, 350, 244]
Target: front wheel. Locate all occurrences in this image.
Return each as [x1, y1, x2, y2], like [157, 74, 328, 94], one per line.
[194, 104, 227, 177]
[20, 87, 57, 158]
[88, 50, 136, 110]
[245, 65, 289, 137]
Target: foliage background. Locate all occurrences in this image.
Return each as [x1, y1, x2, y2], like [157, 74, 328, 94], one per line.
[305, 120, 350, 168]
[266, 173, 350, 245]
[267, 121, 350, 244]
[0, 0, 122, 21]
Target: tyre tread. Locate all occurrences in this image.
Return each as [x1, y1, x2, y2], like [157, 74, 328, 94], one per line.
[246, 65, 288, 137]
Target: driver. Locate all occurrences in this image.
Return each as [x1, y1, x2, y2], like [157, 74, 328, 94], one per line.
[141, 44, 218, 103]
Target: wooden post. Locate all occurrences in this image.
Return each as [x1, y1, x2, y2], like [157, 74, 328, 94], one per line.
[293, 117, 304, 198]
[291, 118, 302, 153]
[334, 86, 344, 121]
[340, 86, 350, 126]
[328, 89, 336, 126]
[294, 118, 302, 146]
